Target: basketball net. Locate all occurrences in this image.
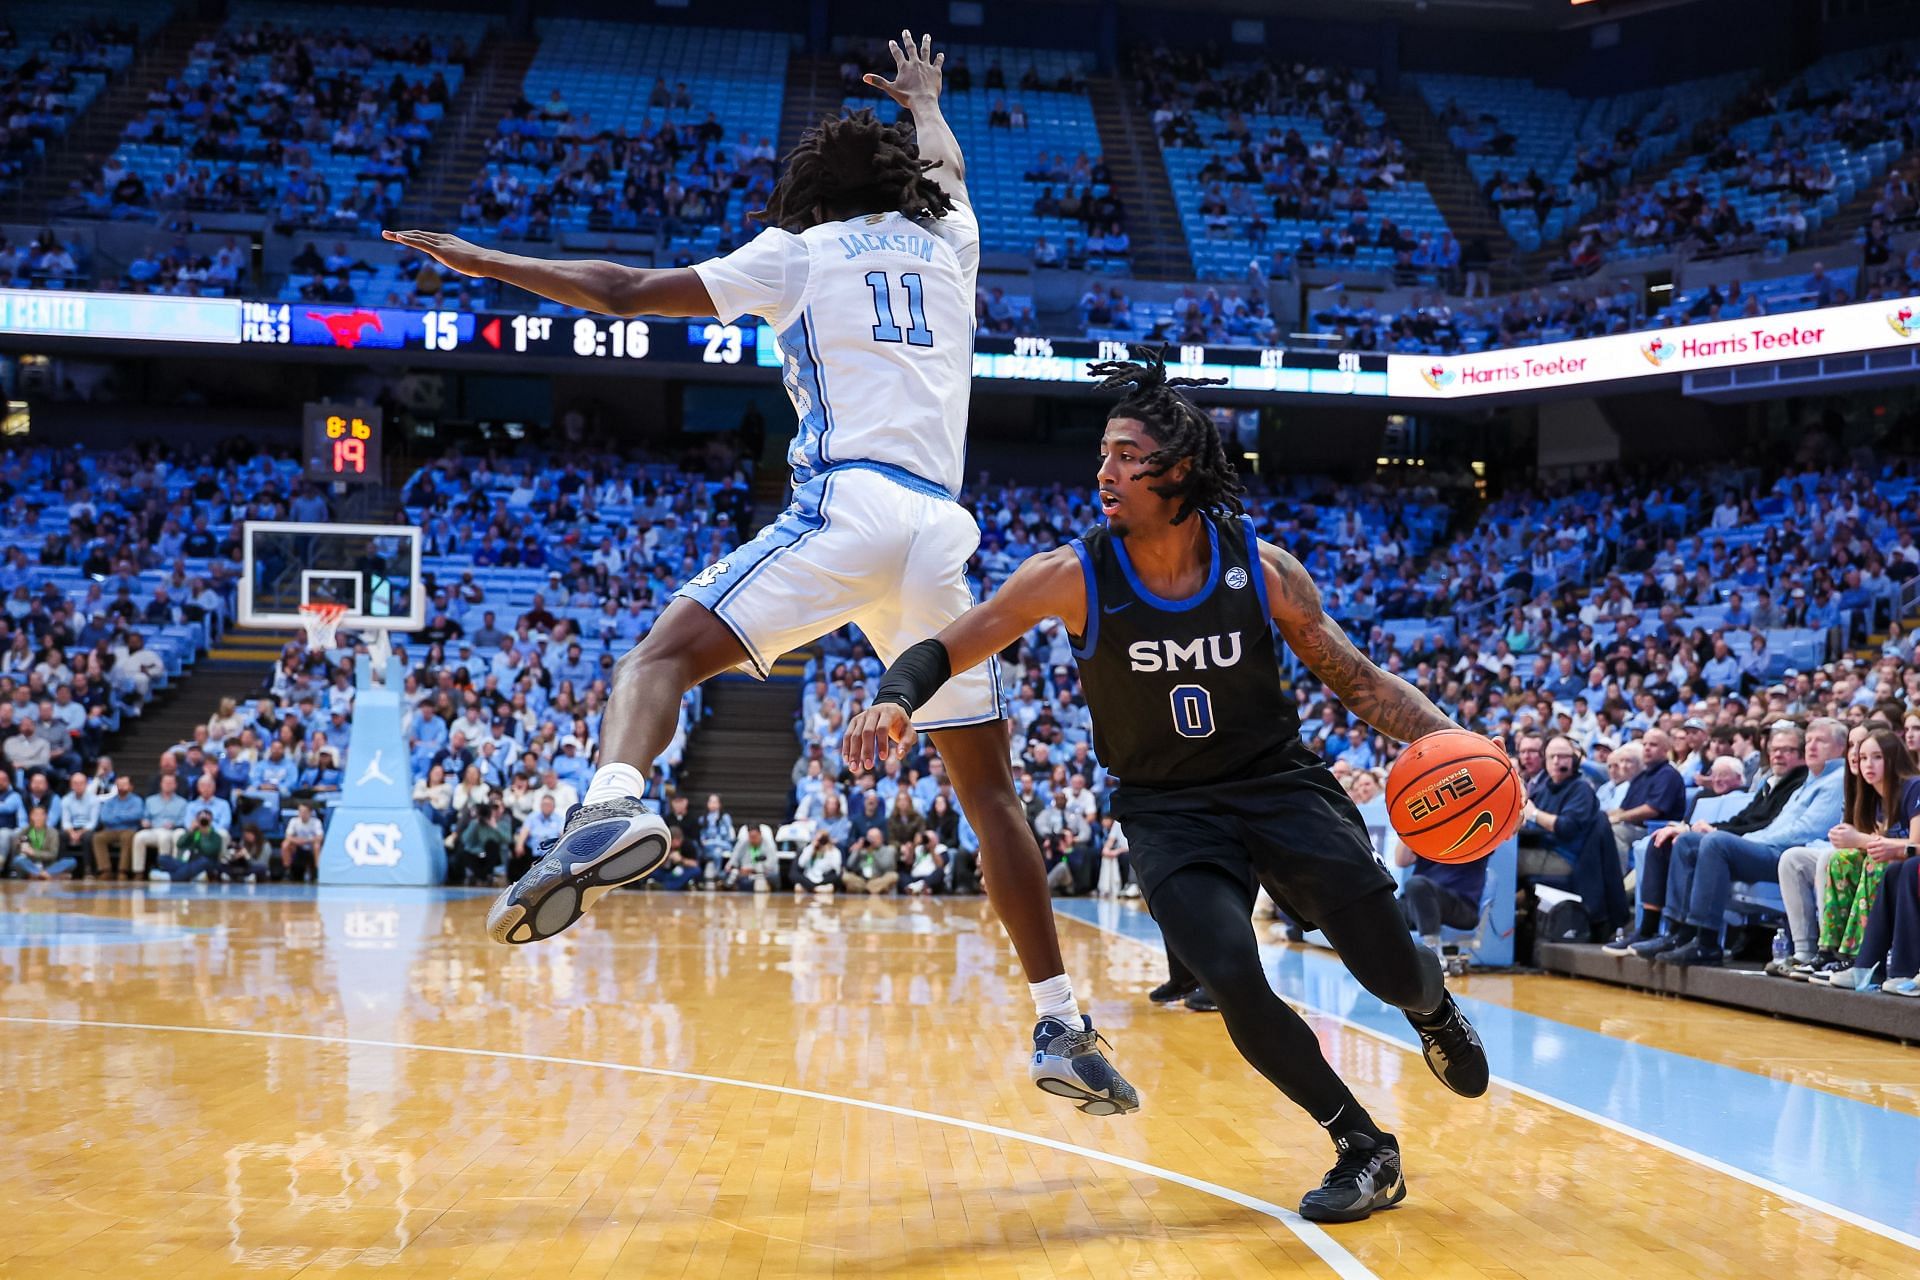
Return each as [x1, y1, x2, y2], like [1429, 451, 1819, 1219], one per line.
[299, 602, 349, 653]
[300, 602, 397, 685]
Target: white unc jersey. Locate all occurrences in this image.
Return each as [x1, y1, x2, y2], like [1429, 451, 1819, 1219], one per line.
[693, 201, 980, 496]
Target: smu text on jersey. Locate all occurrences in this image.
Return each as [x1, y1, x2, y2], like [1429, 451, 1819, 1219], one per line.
[1127, 632, 1245, 673]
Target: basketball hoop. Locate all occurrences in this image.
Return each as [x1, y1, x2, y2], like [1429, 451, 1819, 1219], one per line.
[299, 602, 350, 653]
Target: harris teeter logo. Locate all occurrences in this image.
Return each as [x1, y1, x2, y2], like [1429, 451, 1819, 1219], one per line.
[1420, 365, 1457, 390]
[1889, 305, 1918, 339]
[1641, 336, 1675, 366]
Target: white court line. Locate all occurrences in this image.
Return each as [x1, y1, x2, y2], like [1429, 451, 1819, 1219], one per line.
[1057, 912, 1920, 1255]
[0, 1015, 1377, 1280]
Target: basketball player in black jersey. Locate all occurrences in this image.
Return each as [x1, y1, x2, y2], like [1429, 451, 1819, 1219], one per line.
[843, 352, 1490, 1223]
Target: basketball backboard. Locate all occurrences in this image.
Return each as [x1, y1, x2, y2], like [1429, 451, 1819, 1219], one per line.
[239, 521, 424, 632]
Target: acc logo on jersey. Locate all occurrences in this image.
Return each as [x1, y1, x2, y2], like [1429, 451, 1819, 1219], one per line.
[344, 821, 406, 868]
[1224, 566, 1249, 590]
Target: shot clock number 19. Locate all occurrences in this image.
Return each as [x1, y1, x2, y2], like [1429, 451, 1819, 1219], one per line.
[302, 402, 383, 484]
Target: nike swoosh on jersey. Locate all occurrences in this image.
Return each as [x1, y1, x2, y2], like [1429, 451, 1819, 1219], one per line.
[1103, 601, 1133, 615]
[1443, 809, 1495, 854]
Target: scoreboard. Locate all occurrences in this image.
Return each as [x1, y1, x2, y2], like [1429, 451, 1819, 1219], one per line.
[245, 302, 759, 367]
[303, 402, 383, 483]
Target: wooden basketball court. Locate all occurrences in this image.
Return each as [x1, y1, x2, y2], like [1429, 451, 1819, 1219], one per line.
[2, 882, 1914, 1277]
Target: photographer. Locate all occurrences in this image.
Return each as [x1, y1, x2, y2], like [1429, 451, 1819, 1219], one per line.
[793, 829, 843, 895]
[454, 799, 515, 886]
[841, 827, 898, 894]
[149, 809, 257, 882]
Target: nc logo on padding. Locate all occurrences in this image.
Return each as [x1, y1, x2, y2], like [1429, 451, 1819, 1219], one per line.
[345, 822, 406, 867]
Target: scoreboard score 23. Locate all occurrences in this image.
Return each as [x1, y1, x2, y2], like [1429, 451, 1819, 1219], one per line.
[303, 402, 382, 483]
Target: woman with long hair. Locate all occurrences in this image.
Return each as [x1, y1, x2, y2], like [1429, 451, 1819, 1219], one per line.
[1815, 727, 1920, 987]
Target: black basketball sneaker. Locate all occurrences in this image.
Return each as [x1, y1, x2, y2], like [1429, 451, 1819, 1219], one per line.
[1298, 1131, 1406, 1223]
[1406, 992, 1490, 1098]
[485, 796, 669, 944]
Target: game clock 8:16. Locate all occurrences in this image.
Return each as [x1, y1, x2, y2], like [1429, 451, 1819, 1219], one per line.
[573, 318, 651, 358]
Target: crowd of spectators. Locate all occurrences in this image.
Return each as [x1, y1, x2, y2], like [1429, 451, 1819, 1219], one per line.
[1548, 50, 1920, 277]
[1022, 148, 1130, 272]
[0, 17, 143, 196]
[64, 21, 467, 232]
[465, 90, 776, 252]
[1309, 282, 1644, 355]
[1133, 43, 1445, 283]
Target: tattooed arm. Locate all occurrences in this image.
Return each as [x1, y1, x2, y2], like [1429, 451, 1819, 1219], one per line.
[1258, 541, 1458, 743]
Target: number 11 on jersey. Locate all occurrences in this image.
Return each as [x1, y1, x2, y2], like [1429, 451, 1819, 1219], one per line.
[865, 271, 933, 347]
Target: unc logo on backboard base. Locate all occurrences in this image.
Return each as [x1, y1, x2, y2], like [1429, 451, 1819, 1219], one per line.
[344, 821, 406, 867]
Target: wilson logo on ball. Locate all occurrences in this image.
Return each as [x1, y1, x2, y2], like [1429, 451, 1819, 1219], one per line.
[1403, 767, 1479, 823]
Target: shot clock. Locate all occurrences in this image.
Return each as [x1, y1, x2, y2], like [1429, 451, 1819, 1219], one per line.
[303, 402, 383, 483]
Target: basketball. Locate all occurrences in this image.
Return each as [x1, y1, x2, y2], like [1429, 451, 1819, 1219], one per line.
[1386, 730, 1523, 864]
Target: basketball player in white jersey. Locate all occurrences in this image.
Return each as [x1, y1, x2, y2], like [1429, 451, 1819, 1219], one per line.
[385, 31, 1137, 1115]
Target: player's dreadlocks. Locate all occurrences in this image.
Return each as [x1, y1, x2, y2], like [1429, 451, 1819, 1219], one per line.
[1088, 348, 1243, 525]
[757, 109, 955, 232]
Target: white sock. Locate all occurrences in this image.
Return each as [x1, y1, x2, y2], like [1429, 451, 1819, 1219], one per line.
[584, 763, 647, 807]
[1029, 973, 1081, 1025]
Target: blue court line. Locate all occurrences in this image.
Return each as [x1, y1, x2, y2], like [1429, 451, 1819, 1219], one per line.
[1053, 898, 1920, 1247]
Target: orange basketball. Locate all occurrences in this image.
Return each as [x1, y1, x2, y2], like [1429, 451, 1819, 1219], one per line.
[1385, 730, 1523, 864]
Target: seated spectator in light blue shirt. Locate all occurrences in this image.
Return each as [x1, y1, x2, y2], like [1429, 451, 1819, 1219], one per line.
[552, 738, 592, 789]
[1700, 638, 1742, 691]
[217, 742, 252, 792]
[1335, 727, 1377, 772]
[251, 742, 298, 795]
[299, 749, 344, 799]
[518, 794, 565, 865]
[143, 776, 188, 829]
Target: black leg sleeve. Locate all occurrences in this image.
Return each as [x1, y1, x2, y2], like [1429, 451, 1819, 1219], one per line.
[1319, 886, 1447, 1019]
[1149, 865, 1372, 1130]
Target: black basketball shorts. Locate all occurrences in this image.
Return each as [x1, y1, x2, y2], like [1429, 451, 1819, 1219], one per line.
[1110, 755, 1396, 932]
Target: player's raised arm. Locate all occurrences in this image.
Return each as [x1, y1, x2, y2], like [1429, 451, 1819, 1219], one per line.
[843, 547, 1085, 768]
[1259, 540, 1457, 743]
[864, 29, 968, 201]
[381, 229, 715, 318]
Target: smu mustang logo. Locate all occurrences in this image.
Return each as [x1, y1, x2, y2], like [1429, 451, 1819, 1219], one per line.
[1128, 631, 1243, 673]
[308, 309, 384, 349]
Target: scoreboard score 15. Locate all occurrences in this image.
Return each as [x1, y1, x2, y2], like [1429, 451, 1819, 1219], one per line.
[303, 402, 383, 483]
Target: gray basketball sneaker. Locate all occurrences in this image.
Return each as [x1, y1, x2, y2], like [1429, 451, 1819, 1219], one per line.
[1029, 1015, 1141, 1116]
[485, 797, 669, 944]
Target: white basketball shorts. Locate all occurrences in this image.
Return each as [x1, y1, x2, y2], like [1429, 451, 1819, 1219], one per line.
[674, 461, 1006, 731]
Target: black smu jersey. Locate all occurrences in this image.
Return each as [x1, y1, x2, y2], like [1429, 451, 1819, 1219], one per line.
[1066, 514, 1302, 789]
